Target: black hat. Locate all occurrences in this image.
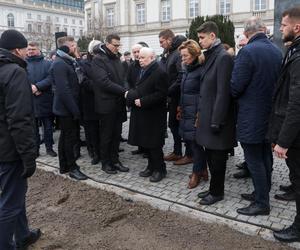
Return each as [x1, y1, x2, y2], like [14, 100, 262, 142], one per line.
[0, 29, 28, 50]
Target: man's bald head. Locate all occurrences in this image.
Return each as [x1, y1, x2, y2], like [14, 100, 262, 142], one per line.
[139, 47, 156, 68]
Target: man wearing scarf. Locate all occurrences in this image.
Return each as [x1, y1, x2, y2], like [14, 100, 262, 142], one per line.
[51, 36, 87, 180]
[270, 7, 300, 243]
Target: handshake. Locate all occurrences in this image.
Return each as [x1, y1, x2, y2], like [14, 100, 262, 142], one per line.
[32, 84, 42, 96]
[124, 90, 141, 107]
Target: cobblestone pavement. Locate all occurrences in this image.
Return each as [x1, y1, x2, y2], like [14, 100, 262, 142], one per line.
[37, 118, 294, 232]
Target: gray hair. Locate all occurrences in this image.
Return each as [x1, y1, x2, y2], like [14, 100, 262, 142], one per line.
[140, 47, 156, 58]
[131, 43, 143, 51]
[244, 16, 266, 35]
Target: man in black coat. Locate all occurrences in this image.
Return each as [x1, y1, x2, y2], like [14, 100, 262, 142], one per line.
[51, 36, 87, 180]
[91, 34, 129, 174]
[0, 30, 40, 250]
[270, 7, 300, 243]
[195, 21, 236, 205]
[26, 41, 57, 157]
[159, 30, 192, 165]
[126, 47, 168, 182]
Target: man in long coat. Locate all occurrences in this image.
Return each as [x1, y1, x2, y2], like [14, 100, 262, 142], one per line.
[126, 47, 168, 182]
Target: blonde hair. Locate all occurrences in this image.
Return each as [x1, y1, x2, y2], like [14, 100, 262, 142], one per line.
[178, 39, 201, 58]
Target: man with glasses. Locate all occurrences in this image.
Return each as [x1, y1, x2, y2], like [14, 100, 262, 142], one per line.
[91, 33, 129, 174]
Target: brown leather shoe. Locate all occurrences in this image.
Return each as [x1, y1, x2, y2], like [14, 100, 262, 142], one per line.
[174, 156, 193, 165]
[188, 172, 201, 189]
[164, 152, 182, 161]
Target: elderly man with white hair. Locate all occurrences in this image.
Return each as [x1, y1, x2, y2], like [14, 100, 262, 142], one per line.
[126, 47, 168, 182]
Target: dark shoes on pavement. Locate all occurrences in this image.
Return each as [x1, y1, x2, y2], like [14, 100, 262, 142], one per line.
[274, 191, 296, 201]
[91, 156, 100, 165]
[235, 161, 247, 169]
[241, 193, 255, 202]
[174, 156, 193, 165]
[102, 162, 129, 174]
[139, 168, 153, 177]
[233, 168, 250, 179]
[273, 225, 300, 243]
[46, 149, 57, 157]
[197, 190, 210, 199]
[16, 228, 41, 250]
[163, 152, 182, 161]
[280, 184, 293, 193]
[113, 162, 129, 172]
[131, 149, 144, 155]
[69, 169, 88, 180]
[139, 168, 166, 182]
[199, 194, 223, 205]
[237, 203, 270, 216]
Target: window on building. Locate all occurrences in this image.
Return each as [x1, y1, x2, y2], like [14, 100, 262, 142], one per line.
[7, 13, 14, 27]
[219, 0, 231, 15]
[79, 20, 83, 25]
[136, 3, 145, 24]
[37, 14, 41, 21]
[254, 0, 266, 11]
[64, 18, 68, 24]
[161, 0, 170, 22]
[189, 0, 199, 18]
[87, 12, 92, 30]
[28, 23, 32, 32]
[27, 13, 32, 19]
[72, 19, 75, 24]
[46, 16, 50, 22]
[37, 25, 42, 33]
[56, 16, 59, 22]
[72, 28, 75, 36]
[106, 7, 115, 27]
[46, 24, 51, 34]
[64, 27, 68, 33]
[56, 26, 59, 32]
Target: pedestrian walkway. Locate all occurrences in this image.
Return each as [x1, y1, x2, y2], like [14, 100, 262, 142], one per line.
[37, 119, 294, 232]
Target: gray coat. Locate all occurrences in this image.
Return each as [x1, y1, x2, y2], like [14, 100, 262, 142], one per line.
[195, 43, 236, 150]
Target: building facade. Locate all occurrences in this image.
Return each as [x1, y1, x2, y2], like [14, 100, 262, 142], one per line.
[85, 0, 275, 54]
[0, 0, 85, 52]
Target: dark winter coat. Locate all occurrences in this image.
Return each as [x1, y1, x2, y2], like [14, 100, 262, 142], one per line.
[26, 54, 53, 118]
[127, 59, 141, 89]
[127, 62, 168, 148]
[0, 48, 37, 167]
[78, 59, 99, 121]
[231, 33, 282, 144]
[160, 35, 187, 128]
[268, 36, 300, 148]
[195, 43, 236, 150]
[51, 53, 80, 118]
[179, 60, 202, 141]
[91, 44, 127, 119]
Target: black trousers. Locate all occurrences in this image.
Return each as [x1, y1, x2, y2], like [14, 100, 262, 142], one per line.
[58, 116, 79, 172]
[99, 112, 122, 165]
[286, 147, 300, 229]
[146, 147, 166, 173]
[206, 149, 228, 196]
[83, 120, 100, 158]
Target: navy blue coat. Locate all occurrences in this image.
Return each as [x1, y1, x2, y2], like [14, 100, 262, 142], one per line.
[51, 55, 80, 118]
[26, 55, 53, 117]
[179, 61, 202, 141]
[231, 33, 282, 144]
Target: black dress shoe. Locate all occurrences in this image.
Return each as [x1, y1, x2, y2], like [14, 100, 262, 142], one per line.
[235, 161, 247, 169]
[241, 193, 255, 202]
[233, 169, 250, 179]
[279, 184, 293, 193]
[69, 169, 88, 180]
[16, 228, 41, 250]
[59, 168, 70, 174]
[274, 191, 296, 201]
[113, 162, 129, 172]
[91, 156, 100, 165]
[237, 203, 270, 216]
[131, 149, 143, 155]
[102, 164, 117, 174]
[273, 225, 300, 243]
[118, 148, 125, 152]
[199, 194, 223, 205]
[46, 149, 57, 157]
[139, 168, 153, 177]
[197, 190, 210, 198]
[150, 171, 165, 182]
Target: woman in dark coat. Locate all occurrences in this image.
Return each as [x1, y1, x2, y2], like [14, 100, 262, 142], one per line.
[126, 47, 168, 182]
[178, 40, 208, 189]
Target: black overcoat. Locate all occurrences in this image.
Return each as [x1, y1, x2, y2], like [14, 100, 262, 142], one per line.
[195, 44, 236, 150]
[127, 62, 168, 148]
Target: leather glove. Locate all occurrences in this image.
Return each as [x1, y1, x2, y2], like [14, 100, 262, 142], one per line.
[22, 161, 37, 178]
[210, 124, 221, 134]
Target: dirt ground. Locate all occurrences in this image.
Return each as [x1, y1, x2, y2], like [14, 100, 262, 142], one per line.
[26, 169, 292, 250]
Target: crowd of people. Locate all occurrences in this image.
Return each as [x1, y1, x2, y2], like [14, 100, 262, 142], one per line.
[1, 6, 300, 249]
